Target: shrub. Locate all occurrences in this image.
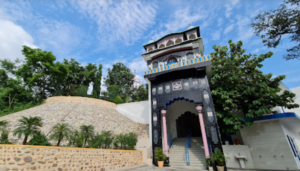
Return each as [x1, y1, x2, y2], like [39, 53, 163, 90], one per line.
[113, 96, 123, 104]
[124, 132, 138, 150]
[88, 133, 104, 148]
[75, 86, 88, 97]
[155, 147, 166, 161]
[211, 149, 225, 166]
[0, 130, 12, 144]
[28, 132, 51, 146]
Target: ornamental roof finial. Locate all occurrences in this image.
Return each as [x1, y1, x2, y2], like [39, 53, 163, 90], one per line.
[189, 23, 191, 26]
[169, 30, 170, 33]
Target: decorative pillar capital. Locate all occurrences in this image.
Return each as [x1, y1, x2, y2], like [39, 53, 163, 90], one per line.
[161, 110, 167, 116]
[196, 106, 202, 113]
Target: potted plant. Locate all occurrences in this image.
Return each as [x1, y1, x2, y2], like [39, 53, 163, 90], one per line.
[155, 147, 166, 168]
[205, 158, 214, 171]
[211, 149, 225, 171]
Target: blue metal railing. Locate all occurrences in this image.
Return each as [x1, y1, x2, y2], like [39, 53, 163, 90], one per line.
[185, 129, 192, 166]
[168, 136, 173, 148]
[185, 135, 191, 166]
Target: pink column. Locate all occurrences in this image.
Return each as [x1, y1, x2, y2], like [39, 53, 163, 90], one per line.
[196, 106, 210, 158]
[161, 110, 169, 157]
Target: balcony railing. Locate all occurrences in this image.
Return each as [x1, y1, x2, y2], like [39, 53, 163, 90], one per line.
[144, 54, 211, 76]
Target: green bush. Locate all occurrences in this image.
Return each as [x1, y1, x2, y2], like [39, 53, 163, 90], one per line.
[68, 130, 83, 147]
[28, 132, 51, 146]
[113, 96, 123, 104]
[211, 149, 225, 166]
[155, 147, 166, 161]
[0, 130, 12, 144]
[0, 102, 41, 117]
[75, 86, 88, 97]
[88, 133, 104, 148]
[101, 130, 114, 149]
[114, 132, 138, 150]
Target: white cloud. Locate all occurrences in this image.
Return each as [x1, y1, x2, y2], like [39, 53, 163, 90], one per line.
[224, 24, 234, 34]
[34, 19, 84, 61]
[218, 18, 224, 27]
[128, 57, 147, 76]
[0, 19, 37, 61]
[235, 15, 254, 42]
[71, 0, 157, 47]
[224, 0, 240, 18]
[212, 29, 222, 41]
[152, 7, 208, 41]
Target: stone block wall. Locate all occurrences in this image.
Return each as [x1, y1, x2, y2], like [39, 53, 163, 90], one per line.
[0, 145, 143, 171]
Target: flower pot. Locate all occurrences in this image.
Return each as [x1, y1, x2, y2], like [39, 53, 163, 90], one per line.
[217, 166, 224, 171]
[157, 161, 164, 168]
[208, 166, 214, 171]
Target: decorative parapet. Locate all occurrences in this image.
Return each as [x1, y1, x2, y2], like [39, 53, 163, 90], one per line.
[0, 145, 144, 171]
[144, 54, 211, 76]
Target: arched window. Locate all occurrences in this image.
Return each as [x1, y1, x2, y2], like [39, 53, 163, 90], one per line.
[159, 44, 165, 49]
[167, 57, 178, 65]
[152, 61, 159, 69]
[186, 53, 194, 60]
[148, 47, 153, 52]
[175, 38, 182, 44]
[166, 40, 174, 47]
[189, 34, 196, 40]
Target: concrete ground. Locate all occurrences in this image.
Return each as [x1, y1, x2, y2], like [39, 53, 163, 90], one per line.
[113, 164, 207, 171]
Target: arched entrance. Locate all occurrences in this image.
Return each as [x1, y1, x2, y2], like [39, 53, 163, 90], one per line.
[176, 111, 201, 137]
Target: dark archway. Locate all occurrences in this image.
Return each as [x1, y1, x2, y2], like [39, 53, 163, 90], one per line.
[176, 111, 201, 137]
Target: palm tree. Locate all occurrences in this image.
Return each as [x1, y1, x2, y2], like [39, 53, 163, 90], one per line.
[0, 120, 9, 132]
[13, 116, 43, 145]
[49, 123, 71, 146]
[80, 125, 95, 147]
[101, 130, 114, 149]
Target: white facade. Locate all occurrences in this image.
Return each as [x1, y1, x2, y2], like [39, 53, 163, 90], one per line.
[240, 119, 299, 170]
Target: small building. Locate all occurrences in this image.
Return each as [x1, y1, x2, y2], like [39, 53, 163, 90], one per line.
[138, 25, 300, 170]
[142, 25, 222, 169]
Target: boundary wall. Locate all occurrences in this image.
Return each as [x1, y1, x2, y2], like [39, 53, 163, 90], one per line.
[0, 145, 143, 171]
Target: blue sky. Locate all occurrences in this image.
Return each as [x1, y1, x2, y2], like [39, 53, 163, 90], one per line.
[1, 0, 300, 91]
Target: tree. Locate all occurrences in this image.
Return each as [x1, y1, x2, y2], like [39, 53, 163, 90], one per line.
[132, 85, 148, 102]
[13, 116, 43, 145]
[104, 62, 134, 101]
[210, 40, 299, 135]
[93, 64, 103, 98]
[101, 130, 114, 149]
[49, 123, 71, 146]
[62, 58, 85, 96]
[83, 63, 97, 87]
[0, 78, 32, 109]
[16, 46, 69, 100]
[114, 133, 126, 149]
[101, 90, 108, 100]
[80, 125, 95, 147]
[75, 85, 88, 97]
[0, 69, 8, 86]
[252, 0, 300, 60]
[107, 85, 122, 102]
[27, 132, 51, 146]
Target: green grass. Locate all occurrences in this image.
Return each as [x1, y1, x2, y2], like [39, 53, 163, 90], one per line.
[0, 103, 41, 118]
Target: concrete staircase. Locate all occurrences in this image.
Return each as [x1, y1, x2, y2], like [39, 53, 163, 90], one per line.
[168, 137, 207, 170]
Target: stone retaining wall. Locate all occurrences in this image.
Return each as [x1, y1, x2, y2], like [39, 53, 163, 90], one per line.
[0, 145, 143, 171]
